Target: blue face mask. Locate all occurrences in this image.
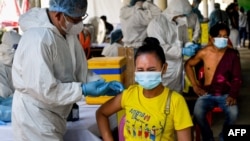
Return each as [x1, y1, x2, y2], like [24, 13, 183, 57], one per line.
[134, 71, 162, 90]
[213, 37, 228, 49]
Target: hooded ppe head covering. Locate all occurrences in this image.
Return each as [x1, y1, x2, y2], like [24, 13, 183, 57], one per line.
[130, 0, 146, 6]
[0, 31, 21, 66]
[49, 0, 87, 18]
[111, 29, 123, 44]
[163, 0, 192, 21]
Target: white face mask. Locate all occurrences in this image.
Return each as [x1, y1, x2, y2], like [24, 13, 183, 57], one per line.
[134, 71, 162, 90]
[213, 37, 228, 49]
[61, 14, 84, 35]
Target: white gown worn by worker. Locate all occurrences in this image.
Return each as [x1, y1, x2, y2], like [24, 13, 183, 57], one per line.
[11, 8, 101, 141]
[147, 0, 191, 92]
[120, 0, 161, 48]
[0, 64, 13, 98]
[0, 30, 21, 122]
[0, 30, 20, 98]
[187, 12, 201, 43]
[102, 42, 123, 57]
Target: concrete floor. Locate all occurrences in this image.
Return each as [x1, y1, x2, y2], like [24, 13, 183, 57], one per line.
[210, 47, 250, 140]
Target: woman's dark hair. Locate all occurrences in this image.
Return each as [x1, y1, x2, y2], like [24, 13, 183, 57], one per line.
[209, 23, 230, 37]
[134, 37, 166, 65]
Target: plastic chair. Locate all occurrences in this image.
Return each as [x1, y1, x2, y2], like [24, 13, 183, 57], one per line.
[118, 115, 125, 141]
[78, 29, 91, 59]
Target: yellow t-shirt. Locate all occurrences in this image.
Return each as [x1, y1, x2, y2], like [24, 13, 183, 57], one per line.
[121, 85, 193, 141]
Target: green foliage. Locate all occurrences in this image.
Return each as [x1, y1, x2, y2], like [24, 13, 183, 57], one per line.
[238, 0, 250, 11]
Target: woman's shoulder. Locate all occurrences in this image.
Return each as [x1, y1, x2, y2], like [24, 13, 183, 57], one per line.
[124, 84, 141, 93]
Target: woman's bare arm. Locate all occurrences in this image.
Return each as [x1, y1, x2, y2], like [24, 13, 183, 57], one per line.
[96, 94, 123, 141]
[176, 127, 192, 141]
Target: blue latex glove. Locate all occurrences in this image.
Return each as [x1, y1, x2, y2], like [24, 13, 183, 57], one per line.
[0, 105, 12, 122]
[82, 79, 109, 97]
[0, 120, 6, 125]
[105, 81, 125, 96]
[187, 43, 201, 52]
[182, 47, 196, 56]
[0, 96, 13, 106]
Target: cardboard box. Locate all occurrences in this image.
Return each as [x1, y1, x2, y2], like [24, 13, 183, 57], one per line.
[118, 47, 136, 88]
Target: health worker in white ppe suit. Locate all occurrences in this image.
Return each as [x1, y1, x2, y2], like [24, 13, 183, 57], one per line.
[0, 31, 21, 124]
[147, 0, 200, 92]
[120, 0, 161, 48]
[102, 29, 123, 57]
[11, 0, 124, 141]
[187, 11, 201, 44]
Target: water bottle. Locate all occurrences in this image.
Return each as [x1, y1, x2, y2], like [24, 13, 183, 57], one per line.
[67, 103, 79, 122]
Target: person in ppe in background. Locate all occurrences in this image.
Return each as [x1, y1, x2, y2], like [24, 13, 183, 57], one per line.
[120, 0, 161, 48]
[147, 0, 200, 93]
[191, 0, 204, 22]
[96, 37, 193, 141]
[185, 23, 242, 141]
[0, 30, 21, 125]
[102, 29, 123, 57]
[187, 8, 201, 44]
[11, 0, 124, 141]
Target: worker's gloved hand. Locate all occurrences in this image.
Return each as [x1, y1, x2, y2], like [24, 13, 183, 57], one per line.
[185, 42, 201, 52]
[82, 79, 109, 97]
[190, 44, 201, 52]
[182, 46, 196, 57]
[0, 120, 6, 125]
[105, 81, 125, 96]
[0, 105, 12, 122]
[0, 96, 13, 106]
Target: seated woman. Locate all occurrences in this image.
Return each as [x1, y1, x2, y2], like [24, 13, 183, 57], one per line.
[96, 37, 193, 141]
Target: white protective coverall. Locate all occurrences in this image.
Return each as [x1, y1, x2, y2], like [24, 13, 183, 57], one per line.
[120, 0, 161, 48]
[12, 8, 101, 141]
[0, 64, 13, 98]
[0, 31, 20, 98]
[101, 42, 123, 57]
[187, 12, 201, 43]
[147, 0, 192, 92]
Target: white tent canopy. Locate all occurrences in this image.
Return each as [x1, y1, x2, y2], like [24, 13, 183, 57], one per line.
[41, 0, 123, 27]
